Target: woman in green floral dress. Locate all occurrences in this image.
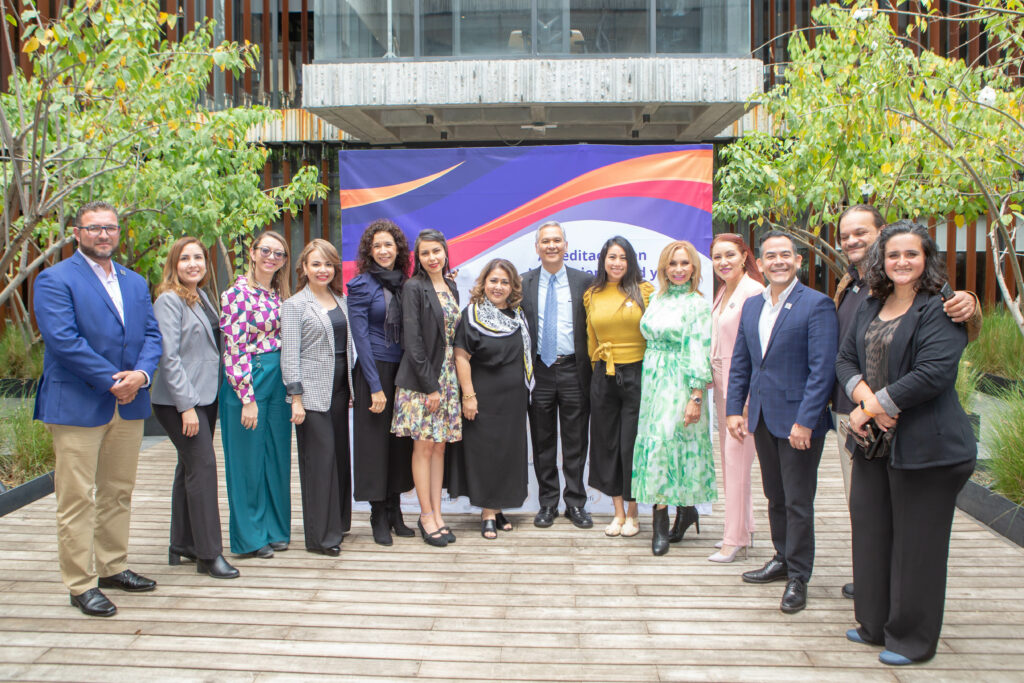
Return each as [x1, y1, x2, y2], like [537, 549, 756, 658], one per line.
[632, 240, 716, 556]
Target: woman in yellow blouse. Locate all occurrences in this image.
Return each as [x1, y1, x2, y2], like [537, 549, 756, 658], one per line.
[583, 236, 655, 537]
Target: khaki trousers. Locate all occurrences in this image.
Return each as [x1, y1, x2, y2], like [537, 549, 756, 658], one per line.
[48, 408, 143, 596]
[833, 411, 855, 504]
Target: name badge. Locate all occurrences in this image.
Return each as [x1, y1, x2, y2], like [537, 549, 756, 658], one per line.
[784, 303, 792, 309]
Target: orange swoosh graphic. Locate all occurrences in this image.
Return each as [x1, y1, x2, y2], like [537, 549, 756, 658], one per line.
[339, 162, 464, 210]
[450, 150, 711, 245]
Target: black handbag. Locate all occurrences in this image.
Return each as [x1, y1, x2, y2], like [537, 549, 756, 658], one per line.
[845, 421, 895, 461]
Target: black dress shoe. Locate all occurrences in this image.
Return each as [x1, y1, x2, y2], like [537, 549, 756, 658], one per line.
[842, 582, 855, 599]
[565, 506, 593, 529]
[269, 541, 289, 551]
[70, 588, 117, 617]
[534, 506, 557, 528]
[237, 544, 274, 559]
[742, 558, 788, 584]
[168, 545, 197, 565]
[780, 577, 807, 614]
[196, 555, 240, 579]
[307, 546, 341, 557]
[98, 569, 156, 592]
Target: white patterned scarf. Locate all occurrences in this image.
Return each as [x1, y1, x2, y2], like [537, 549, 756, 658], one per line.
[468, 299, 535, 394]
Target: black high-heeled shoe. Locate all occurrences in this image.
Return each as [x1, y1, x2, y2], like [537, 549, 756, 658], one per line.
[668, 506, 700, 543]
[169, 546, 197, 565]
[387, 493, 416, 537]
[418, 517, 448, 547]
[196, 555, 240, 579]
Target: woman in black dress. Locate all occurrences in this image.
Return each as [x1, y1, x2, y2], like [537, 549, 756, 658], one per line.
[452, 258, 534, 539]
[347, 220, 415, 545]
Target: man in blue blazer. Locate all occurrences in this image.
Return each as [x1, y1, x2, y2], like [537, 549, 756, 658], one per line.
[33, 201, 163, 617]
[726, 230, 838, 615]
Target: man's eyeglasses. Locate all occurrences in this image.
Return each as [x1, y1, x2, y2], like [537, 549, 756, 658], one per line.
[257, 246, 287, 260]
[79, 224, 121, 236]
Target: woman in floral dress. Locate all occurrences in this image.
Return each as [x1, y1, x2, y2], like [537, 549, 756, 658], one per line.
[391, 229, 462, 547]
[632, 240, 715, 556]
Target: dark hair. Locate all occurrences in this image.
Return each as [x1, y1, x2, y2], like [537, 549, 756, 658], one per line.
[75, 200, 118, 226]
[866, 220, 946, 301]
[155, 236, 211, 306]
[711, 233, 761, 280]
[588, 236, 646, 311]
[839, 204, 885, 229]
[411, 229, 452, 281]
[296, 238, 344, 295]
[356, 219, 411, 276]
[469, 258, 523, 308]
[758, 229, 796, 252]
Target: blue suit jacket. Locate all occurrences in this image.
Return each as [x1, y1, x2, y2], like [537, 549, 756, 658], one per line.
[725, 280, 838, 439]
[33, 251, 163, 427]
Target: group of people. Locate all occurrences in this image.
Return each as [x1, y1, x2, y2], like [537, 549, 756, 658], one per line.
[33, 200, 980, 668]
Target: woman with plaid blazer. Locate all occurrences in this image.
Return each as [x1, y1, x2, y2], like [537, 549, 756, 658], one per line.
[281, 239, 355, 557]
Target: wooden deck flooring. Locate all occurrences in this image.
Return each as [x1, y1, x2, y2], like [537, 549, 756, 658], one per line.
[1, 431, 1023, 682]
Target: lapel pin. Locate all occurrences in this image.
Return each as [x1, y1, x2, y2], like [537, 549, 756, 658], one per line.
[784, 303, 792, 309]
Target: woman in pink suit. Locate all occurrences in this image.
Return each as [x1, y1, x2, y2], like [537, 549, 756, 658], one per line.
[708, 234, 764, 563]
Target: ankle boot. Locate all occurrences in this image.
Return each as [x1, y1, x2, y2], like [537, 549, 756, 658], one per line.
[669, 505, 700, 543]
[196, 555, 240, 579]
[370, 502, 393, 546]
[651, 506, 670, 556]
[387, 493, 415, 537]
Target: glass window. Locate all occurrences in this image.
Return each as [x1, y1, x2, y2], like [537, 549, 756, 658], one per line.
[314, 1, 414, 60]
[570, 0, 650, 54]
[421, 0, 453, 56]
[656, 0, 749, 55]
[457, 1, 531, 56]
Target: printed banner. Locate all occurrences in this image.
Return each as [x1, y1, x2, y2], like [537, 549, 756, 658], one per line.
[339, 144, 714, 514]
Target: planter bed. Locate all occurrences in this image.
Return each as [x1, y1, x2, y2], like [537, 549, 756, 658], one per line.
[0, 378, 37, 398]
[978, 373, 1024, 397]
[957, 478, 1024, 548]
[0, 471, 54, 517]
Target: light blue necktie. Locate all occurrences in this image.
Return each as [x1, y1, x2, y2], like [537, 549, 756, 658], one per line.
[540, 273, 558, 367]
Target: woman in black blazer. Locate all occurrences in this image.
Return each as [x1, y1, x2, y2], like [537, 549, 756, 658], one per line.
[152, 237, 238, 579]
[835, 220, 976, 667]
[391, 229, 462, 547]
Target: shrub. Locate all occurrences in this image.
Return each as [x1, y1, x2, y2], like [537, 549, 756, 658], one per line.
[963, 307, 1024, 380]
[0, 324, 44, 379]
[0, 400, 54, 488]
[957, 358, 981, 414]
[984, 386, 1024, 506]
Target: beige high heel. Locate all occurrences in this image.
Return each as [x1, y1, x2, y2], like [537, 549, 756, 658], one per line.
[708, 545, 748, 563]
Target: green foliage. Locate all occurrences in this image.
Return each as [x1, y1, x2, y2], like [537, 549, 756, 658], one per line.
[963, 307, 1024, 380]
[957, 357, 981, 414]
[0, 0, 327, 320]
[0, 325, 43, 378]
[984, 386, 1024, 506]
[0, 400, 54, 488]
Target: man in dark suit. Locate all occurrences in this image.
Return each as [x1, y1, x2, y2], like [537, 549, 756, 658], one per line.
[521, 220, 594, 529]
[726, 230, 838, 614]
[34, 201, 163, 617]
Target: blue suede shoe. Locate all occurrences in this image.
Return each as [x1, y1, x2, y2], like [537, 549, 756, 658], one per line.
[846, 629, 869, 645]
[879, 650, 914, 666]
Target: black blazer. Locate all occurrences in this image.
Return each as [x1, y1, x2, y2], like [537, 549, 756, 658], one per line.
[520, 265, 593, 391]
[835, 291, 976, 470]
[394, 275, 460, 395]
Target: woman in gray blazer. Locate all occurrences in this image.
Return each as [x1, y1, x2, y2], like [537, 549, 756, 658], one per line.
[152, 237, 238, 579]
[281, 239, 355, 556]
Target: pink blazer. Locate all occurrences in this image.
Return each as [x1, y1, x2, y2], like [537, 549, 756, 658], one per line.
[711, 274, 765, 394]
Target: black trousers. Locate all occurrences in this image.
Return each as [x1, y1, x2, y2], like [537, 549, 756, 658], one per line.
[752, 420, 824, 582]
[153, 402, 224, 560]
[527, 356, 589, 508]
[851, 455, 974, 661]
[587, 360, 642, 502]
[294, 360, 351, 550]
[352, 359, 413, 502]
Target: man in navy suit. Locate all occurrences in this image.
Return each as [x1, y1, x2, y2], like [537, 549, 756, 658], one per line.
[34, 201, 163, 617]
[726, 230, 838, 614]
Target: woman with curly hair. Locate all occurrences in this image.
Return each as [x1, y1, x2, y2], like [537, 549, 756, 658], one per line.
[347, 220, 416, 546]
[450, 259, 533, 539]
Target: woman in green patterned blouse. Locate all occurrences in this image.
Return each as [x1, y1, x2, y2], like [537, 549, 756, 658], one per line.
[632, 240, 717, 556]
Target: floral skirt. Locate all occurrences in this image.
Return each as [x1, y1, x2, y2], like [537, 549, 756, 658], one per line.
[391, 346, 463, 443]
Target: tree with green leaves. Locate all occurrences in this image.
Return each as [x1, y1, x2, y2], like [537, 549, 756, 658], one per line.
[1, 0, 327, 335]
[714, 1, 1023, 334]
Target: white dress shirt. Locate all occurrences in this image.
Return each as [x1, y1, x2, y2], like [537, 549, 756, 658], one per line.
[80, 250, 124, 324]
[757, 276, 799, 357]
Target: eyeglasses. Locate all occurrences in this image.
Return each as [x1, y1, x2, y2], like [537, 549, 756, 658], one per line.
[257, 246, 287, 260]
[79, 224, 121, 236]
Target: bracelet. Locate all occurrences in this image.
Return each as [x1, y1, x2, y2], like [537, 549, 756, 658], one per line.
[859, 400, 876, 419]
[462, 393, 476, 401]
